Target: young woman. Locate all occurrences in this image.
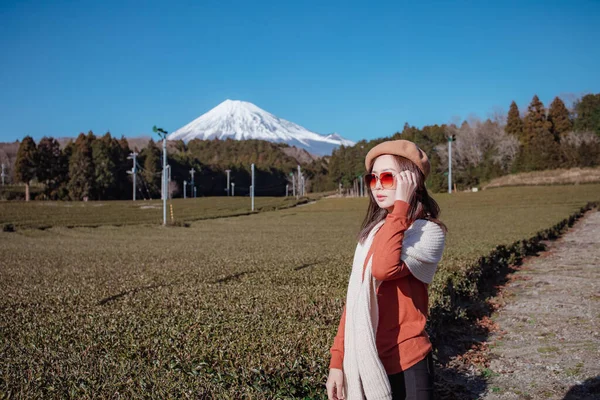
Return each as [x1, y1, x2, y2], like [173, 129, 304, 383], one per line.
[325, 140, 448, 400]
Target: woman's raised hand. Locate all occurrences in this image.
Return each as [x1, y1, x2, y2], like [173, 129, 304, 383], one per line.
[395, 170, 417, 203]
[326, 368, 345, 400]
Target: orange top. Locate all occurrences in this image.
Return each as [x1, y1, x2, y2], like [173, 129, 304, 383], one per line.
[329, 199, 432, 375]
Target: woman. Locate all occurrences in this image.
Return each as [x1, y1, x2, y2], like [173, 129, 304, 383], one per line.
[325, 140, 448, 400]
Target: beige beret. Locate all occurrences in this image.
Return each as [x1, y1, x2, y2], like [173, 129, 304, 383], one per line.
[364, 139, 430, 178]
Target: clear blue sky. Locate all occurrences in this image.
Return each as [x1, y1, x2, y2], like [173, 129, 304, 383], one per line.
[1, 0, 599, 143]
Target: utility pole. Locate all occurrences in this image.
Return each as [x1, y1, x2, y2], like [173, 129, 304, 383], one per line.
[153, 125, 168, 226]
[183, 180, 187, 199]
[448, 134, 456, 193]
[297, 165, 301, 198]
[190, 168, 196, 198]
[301, 175, 305, 196]
[167, 165, 171, 199]
[231, 182, 235, 196]
[292, 173, 296, 197]
[225, 169, 231, 196]
[251, 163, 255, 211]
[1, 163, 6, 186]
[359, 175, 364, 197]
[127, 152, 138, 201]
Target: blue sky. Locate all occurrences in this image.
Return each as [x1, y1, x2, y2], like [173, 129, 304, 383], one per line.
[1, 0, 599, 143]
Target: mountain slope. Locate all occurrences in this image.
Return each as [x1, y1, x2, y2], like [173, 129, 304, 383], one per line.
[167, 99, 355, 156]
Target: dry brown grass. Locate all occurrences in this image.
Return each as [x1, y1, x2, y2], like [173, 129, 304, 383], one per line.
[482, 167, 600, 190]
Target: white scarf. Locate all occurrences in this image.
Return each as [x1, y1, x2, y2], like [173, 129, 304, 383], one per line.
[342, 217, 446, 400]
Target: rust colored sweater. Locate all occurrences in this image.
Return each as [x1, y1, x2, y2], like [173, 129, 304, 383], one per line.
[329, 199, 432, 375]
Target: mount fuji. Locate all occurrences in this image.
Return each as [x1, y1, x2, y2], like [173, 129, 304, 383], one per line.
[167, 100, 355, 156]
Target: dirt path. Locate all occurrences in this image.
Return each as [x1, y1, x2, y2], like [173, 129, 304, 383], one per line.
[479, 208, 600, 399]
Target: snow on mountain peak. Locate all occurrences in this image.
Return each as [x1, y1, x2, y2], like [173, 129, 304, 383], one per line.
[167, 100, 355, 156]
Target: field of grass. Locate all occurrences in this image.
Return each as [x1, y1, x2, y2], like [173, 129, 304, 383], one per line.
[0, 194, 327, 229]
[1, 184, 599, 398]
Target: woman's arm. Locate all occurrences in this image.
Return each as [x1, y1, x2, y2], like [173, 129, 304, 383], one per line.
[371, 199, 413, 281]
[329, 304, 346, 369]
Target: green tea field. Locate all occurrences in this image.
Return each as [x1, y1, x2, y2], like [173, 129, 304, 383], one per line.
[1, 184, 599, 398]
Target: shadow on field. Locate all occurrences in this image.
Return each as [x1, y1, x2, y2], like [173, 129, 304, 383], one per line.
[294, 259, 329, 271]
[563, 376, 600, 399]
[97, 282, 174, 305]
[212, 270, 257, 284]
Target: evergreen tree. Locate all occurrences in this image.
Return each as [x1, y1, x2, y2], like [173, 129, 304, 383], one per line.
[141, 139, 161, 198]
[57, 141, 74, 199]
[505, 101, 524, 140]
[521, 96, 560, 170]
[36, 136, 63, 199]
[116, 136, 133, 200]
[92, 132, 117, 199]
[573, 93, 600, 136]
[548, 97, 572, 141]
[15, 135, 38, 201]
[523, 95, 552, 147]
[68, 133, 95, 200]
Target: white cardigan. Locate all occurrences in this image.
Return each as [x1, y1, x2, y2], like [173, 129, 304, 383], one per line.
[342, 218, 446, 399]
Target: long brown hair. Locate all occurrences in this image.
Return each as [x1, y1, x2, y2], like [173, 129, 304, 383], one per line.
[356, 154, 448, 244]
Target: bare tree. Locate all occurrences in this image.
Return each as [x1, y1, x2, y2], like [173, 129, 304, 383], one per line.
[435, 117, 520, 173]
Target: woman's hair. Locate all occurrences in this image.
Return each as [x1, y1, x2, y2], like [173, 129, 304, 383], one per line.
[356, 154, 448, 244]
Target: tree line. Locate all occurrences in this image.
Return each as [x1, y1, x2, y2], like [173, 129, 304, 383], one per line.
[327, 93, 600, 193]
[8, 93, 600, 200]
[11, 133, 320, 201]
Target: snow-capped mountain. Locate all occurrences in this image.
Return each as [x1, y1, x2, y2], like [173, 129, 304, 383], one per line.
[167, 100, 355, 156]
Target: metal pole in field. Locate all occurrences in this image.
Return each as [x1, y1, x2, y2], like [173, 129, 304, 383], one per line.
[152, 125, 168, 226]
[127, 152, 138, 201]
[297, 165, 301, 199]
[225, 169, 231, 196]
[292, 174, 296, 197]
[162, 139, 167, 223]
[447, 134, 456, 194]
[251, 163, 255, 211]
[301, 175, 305, 196]
[359, 175, 363, 197]
[183, 180, 187, 199]
[189, 168, 195, 198]
[1, 163, 5, 186]
[286, 184, 289, 197]
[231, 182, 235, 196]
[168, 165, 171, 199]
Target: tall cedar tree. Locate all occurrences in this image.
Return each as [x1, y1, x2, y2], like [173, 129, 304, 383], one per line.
[573, 93, 600, 136]
[36, 137, 63, 199]
[92, 133, 117, 199]
[548, 97, 572, 141]
[521, 96, 560, 170]
[505, 101, 524, 140]
[57, 141, 74, 199]
[68, 132, 95, 200]
[116, 136, 133, 200]
[15, 135, 38, 201]
[523, 95, 552, 146]
[142, 139, 161, 198]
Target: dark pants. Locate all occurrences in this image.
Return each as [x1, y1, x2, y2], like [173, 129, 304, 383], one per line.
[387, 351, 434, 400]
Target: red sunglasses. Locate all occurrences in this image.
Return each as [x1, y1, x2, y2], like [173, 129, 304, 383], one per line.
[364, 171, 397, 190]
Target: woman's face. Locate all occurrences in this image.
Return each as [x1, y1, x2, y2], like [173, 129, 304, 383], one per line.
[370, 154, 400, 210]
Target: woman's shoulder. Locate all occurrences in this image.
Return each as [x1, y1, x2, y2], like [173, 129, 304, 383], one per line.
[411, 218, 445, 236]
